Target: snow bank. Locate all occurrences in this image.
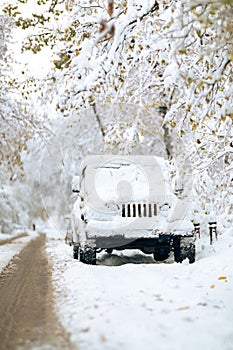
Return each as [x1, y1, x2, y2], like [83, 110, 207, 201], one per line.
[0, 231, 38, 273]
[47, 229, 233, 350]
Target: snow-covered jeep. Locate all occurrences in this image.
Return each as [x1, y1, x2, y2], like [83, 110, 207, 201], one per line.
[70, 155, 195, 265]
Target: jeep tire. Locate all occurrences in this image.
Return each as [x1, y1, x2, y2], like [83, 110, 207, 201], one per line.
[153, 245, 170, 261]
[80, 246, 97, 265]
[173, 237, 195, 264]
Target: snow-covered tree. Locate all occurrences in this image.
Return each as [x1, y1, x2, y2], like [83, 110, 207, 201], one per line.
[2, 0, 232, 231]
[0, 8, 49, 231]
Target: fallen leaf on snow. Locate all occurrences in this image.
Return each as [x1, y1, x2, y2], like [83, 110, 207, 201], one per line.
[210, 284, 215, 289]
[100, 335, 107, 342]
[218, 276, 227, 281]
[155, 297, 163, 301]
[177, 306, 189, 311]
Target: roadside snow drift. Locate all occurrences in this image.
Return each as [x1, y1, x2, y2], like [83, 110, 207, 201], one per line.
[47, 229, 233, 350]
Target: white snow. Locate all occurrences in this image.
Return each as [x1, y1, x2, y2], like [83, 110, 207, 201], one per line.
[0, 225, 232, 349]
[45, 228, 233, 350]
[0, 231, 38, 272]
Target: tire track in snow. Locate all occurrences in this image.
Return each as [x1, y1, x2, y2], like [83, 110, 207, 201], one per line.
[0, 234, 75, 350]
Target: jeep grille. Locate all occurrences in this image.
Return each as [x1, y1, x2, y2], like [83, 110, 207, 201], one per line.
[121, 203, 157, 218]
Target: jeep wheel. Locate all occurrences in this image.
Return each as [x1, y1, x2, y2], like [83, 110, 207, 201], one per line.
[153, 246, 170, 261]
[173, 237, 195, 264]
[80, 246, 96, 265]
[73, 245, 79, 260]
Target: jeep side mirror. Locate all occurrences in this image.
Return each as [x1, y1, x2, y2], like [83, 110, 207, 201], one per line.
[72, 176, 80, 193]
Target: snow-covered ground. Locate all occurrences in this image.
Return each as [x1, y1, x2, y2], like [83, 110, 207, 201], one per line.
[0, 231, 38, 272]
[1, 226, 232, 349]
[46, 228, 233, 350]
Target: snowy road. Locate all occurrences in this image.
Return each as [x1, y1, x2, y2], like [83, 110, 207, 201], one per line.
[0, 229, 233, 350]
[47, 229, 233, 350]
[0, 233, 73, 350]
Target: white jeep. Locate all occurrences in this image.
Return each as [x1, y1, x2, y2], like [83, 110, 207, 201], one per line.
[70, 155, 195, 264]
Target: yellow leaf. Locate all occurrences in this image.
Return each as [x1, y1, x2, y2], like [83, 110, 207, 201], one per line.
[228, 53, 233, 61]
[178, 49, 186, 55]
[139, 130, 145, 136]
[180, 130, 186, 136]
[221, 116, 226, 122]
[218, 276, 227, 281]
[192, 122, 198, 131]
[155, 297, 163, 302]
[170, 121, 176, 128]
[210, 284, 215, 289]
[177, 306, 189, 311]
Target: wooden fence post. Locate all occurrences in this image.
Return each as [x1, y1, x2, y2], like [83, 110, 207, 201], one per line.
[209, 222, 217, 245]
[193, 222, 201, 238]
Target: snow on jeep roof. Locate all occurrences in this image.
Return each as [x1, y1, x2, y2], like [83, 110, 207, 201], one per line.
[80, 155, 174, 205]
[80, 155, 168, 171]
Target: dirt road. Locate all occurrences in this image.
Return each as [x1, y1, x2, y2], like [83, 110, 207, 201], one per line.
[0, 234, 74, 350]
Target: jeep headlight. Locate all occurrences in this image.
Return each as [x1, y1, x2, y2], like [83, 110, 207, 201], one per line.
[160, 203, 171, 217]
